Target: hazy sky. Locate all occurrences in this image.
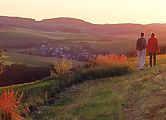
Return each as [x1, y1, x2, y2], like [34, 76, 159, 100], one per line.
[1, 0, 166, 24]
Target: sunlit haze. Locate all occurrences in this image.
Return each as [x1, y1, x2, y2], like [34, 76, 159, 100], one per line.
[1, 0, 166, 24]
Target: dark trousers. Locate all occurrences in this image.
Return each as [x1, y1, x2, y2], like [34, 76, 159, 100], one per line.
[149, 53, 156, 67]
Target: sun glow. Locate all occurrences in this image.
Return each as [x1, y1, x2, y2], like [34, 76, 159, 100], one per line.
[0, 0, 166, 24]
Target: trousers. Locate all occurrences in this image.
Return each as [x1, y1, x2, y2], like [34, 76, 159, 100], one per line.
[149, 53, 156, 67]
[137, 49, 146, 69]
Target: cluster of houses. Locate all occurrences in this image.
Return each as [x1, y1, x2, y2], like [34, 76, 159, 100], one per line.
[21, 40, 99, 62]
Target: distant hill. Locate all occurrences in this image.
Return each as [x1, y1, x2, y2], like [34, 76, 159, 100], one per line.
[0, 16, 91, 33]
[40, 17, 92, 26]
[1, 16, 166, 35]
[0, 16, 36, 28]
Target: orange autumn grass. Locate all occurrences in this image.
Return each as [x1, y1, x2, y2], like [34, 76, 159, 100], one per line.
[89, 54, 128, 68]
[0, 90, 23, 120]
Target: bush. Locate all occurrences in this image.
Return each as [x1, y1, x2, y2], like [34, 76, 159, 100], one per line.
[0, 90, 23, 120]
[51, 58, 73, 83]
[72, 54, 131, 83]
[73, 66, 130, 83]
[88, 54, 128, 68]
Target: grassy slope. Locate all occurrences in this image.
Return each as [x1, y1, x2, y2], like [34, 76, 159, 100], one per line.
[0, 27, 45, 46]
[1, 52, 82, 67]
[32, 55, 166, 120]
[0, 55, 165, 119]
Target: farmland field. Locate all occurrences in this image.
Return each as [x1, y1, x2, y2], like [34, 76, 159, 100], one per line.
[0, 28, 45, 46]
[0, 27, 135, 53]
[1, 27, 166, 64]
[0, 52, 82, 67]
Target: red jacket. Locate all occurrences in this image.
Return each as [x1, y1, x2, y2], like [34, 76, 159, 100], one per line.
[147, 37, 160, 53]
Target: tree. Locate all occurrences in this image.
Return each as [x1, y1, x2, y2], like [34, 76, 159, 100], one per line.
[50, 57, 72, 82]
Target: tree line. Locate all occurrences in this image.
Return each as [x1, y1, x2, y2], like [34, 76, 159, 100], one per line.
[0, 64, 54, 87]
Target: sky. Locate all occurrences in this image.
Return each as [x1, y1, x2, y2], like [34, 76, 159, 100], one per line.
[0, 0, 166, 24]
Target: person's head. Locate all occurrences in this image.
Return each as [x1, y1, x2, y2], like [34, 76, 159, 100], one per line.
[141, 32, 144, 37]
[151, 33, 155, 37]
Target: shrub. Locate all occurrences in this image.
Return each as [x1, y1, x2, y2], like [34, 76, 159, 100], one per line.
[51, 58, 73, 82]
[88, 54, 128, 68]
[0, 89, 23, 120]
[72, 54, 131, 82]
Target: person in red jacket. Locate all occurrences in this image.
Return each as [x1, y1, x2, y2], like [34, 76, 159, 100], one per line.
[147, 33, 160, 67]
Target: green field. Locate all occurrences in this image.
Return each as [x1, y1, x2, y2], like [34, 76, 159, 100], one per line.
[0, 28, 45, 46]
[0, 52, 82, 67]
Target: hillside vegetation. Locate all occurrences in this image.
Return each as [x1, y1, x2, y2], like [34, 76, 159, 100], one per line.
[0, 54, 166, 120]
[34, 55, 166, 120]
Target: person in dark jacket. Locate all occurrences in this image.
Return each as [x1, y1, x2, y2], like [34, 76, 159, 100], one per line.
[136, 32, 146, 70]
[147, 33, 160, 67]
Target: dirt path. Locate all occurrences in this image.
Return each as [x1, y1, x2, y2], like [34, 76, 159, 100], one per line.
[123, 69, 166, 120]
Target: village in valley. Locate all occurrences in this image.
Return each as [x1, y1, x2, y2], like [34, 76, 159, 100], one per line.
[20, 40, 99, 62]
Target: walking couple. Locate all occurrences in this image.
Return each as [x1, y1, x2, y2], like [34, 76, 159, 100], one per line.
[136, 32, 160, 70]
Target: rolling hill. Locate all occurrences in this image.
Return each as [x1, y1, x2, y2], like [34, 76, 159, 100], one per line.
[0, 26, 136, 54]
[1, 16, 166, 120]
[0, 16, 166, 66]
[1, 16, 166, 35]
